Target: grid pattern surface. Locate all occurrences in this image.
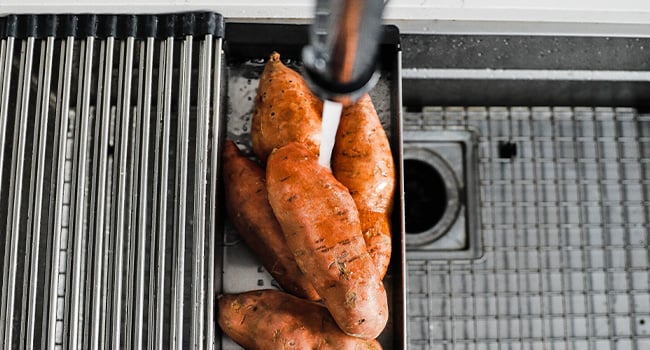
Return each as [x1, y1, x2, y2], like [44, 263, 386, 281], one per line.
[404, 106, 650, 349]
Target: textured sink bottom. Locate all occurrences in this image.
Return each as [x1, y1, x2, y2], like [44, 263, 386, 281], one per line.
[404, 106, 650, 349]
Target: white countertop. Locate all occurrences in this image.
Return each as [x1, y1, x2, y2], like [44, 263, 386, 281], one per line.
[2, 0, 650, 35]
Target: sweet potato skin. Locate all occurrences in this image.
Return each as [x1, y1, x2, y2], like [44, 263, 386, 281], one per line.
[266, 142, 388, 340]
[218, 290, 383, 350]
[222, 140, 320, 301]
[332, 94, 395, 279]
[251, 52, 323, 162]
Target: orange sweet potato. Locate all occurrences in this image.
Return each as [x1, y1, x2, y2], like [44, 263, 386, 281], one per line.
[251, 52, 323, 162]
[218, 290, 383, 350]
[266, 142, 388, 340]
[332, 94, 395, 279]
[222, 140, 319, 301]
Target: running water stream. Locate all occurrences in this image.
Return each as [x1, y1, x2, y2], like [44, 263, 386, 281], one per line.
[318, 100, 344, 168]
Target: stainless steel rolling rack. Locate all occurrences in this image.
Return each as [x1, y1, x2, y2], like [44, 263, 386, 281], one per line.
[0, 13, 225, 349]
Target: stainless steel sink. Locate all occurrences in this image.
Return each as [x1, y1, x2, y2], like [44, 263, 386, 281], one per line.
[2, 15, 650, 350]
[402, 33, 650, 349]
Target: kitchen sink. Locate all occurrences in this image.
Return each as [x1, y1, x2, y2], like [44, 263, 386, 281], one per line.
[402, 33, 650, 349]
[1, 14, 650, 350]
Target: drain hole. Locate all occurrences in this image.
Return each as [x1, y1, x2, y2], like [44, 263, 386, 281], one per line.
[404, 159, 448, 234]
[498, 141, 517, 159]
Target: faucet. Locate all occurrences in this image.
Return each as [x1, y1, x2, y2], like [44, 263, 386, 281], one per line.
[302, 0, 386, 105]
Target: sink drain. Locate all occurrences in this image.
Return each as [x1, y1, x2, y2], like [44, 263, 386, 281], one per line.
[402, 129, 482, 260]
[404, 149, 460, 246]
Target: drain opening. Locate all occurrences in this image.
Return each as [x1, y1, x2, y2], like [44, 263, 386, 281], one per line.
[404, 159, 447, 234]
[498, 140, 517, 159]
[403, 147, 461, 247]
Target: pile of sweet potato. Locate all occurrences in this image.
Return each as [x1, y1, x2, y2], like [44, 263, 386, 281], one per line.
[219, 52, 395, 349]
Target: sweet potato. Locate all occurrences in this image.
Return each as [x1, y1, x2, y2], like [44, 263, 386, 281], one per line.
[251, 51, 323, 162]
[218, 290, 382, 350]
[332, 94, 395, 279]
[222, 140, 319, 301]
[266, 142, 388, 340]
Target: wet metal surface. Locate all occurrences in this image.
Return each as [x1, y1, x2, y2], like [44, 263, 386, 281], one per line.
[0, 32, 223, 349]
